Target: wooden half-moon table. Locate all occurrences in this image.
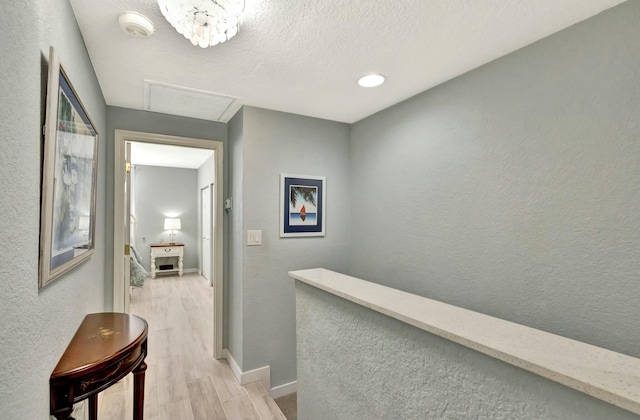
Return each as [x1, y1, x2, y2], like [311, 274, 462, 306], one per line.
[50, 312, 148, 420]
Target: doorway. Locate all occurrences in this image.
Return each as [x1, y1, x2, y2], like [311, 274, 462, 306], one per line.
[113, 130, 224, 359]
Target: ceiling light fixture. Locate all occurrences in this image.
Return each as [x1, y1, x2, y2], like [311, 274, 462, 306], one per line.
[358, 74, 386, 88]
[157, 0, 245, 48]
[118, 11, 155, 38]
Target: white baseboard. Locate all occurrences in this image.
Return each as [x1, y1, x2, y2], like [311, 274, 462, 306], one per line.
[224, 349, 271, 393]
[271, 380, 297, 399]
[243, 365, 271, 390]
[183, 268, 199, 274]
[225, 348, 243, 383]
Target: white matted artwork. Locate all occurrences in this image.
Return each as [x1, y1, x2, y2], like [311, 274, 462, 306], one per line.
[280, 174, 326, 237]
[39, 46, 98, 288]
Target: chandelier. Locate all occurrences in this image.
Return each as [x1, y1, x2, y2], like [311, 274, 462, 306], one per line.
[158, 0, 244, 48]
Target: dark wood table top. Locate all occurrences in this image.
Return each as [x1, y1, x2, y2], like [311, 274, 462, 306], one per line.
[51, 312, 148, 380]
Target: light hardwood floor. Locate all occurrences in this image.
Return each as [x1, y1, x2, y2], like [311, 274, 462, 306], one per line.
[98, 273, 286, 420]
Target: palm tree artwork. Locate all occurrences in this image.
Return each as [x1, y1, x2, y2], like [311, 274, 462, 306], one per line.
[289, 185, 318, 226]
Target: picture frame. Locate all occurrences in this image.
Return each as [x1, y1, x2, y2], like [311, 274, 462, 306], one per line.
[39, 47, 99, 288]
[280, 174, 326, 237]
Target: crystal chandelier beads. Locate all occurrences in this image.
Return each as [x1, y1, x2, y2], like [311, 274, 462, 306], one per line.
[158, 0, 244, 48]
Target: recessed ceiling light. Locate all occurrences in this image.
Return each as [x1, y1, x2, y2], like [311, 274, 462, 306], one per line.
[358, 74, 385, 87]
[119, 11, 155, 38]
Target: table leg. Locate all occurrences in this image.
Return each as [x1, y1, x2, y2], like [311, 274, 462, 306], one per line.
[132, 361, 147, 420]
[89, 394, 98, 420]
[51, 384, 75, 419]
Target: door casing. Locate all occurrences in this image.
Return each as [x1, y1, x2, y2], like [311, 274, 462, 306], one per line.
[113, 129, 224, 359]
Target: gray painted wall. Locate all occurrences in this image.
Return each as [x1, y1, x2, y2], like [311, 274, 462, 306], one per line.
[105, 106, 227, 310]
[133, 165, 199, 271]
[349, 1, 640, 358]
[228, 108, 244, 365]
[237, 106, 351, 386]
[296, 282, 640, 420]
[0, 0, 107, 418]
[2, 2, 635, 417]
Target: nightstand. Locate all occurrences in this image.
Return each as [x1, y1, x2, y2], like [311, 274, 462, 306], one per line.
[150, 243, 184, 278]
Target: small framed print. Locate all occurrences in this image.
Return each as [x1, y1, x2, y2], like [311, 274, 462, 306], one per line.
[280, 174, 326, 237]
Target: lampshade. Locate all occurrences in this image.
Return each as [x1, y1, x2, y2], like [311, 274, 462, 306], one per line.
[164, 218, 181, 230]
[157, 0, 244, 48]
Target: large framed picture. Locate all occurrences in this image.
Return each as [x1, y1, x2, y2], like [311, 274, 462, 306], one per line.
[280, 174, 326, 237]
[39, 47, 98, 288]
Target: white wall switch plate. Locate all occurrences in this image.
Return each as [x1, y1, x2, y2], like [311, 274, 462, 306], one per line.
[247, 230, 262, 246]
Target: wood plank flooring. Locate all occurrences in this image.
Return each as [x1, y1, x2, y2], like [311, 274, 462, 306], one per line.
[98, 273, 286, 420]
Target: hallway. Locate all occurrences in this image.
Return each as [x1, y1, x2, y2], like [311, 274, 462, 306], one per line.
[98, 273, 286, 420]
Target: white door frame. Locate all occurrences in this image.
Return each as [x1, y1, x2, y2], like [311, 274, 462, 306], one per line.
[114, 129, 224, 359]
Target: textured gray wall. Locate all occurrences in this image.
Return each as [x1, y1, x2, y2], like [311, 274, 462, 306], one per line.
[0, 0, 107, 418]
[349, 2, 640, 358]
[105, 106, 227, 309]
[237, 106, 351, 386]
[133, 165, 199, 271]
[296, 282, 640, 420]
[227, 109, 244, 365]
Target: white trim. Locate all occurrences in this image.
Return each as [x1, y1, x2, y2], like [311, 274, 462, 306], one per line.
[271, 381, 297, 399]
[143, 80, 241, 123]
[114, 133, 127, 313]
[114, 130, 225, 359]
[224, 349, 272, 393]
[242, 365, 271, 390]
[225, 348, 243, 384]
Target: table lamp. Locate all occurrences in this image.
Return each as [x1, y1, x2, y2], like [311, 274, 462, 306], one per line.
[164, 218, 181, 244]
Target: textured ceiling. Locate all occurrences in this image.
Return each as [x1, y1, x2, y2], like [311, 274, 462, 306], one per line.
[70, 0, 626, 124]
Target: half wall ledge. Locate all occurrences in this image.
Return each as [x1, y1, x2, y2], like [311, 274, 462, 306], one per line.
[289, 268, 640, 416]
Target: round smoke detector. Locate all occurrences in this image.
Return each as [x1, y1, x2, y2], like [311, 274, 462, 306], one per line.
[119, 11, 155, 38]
